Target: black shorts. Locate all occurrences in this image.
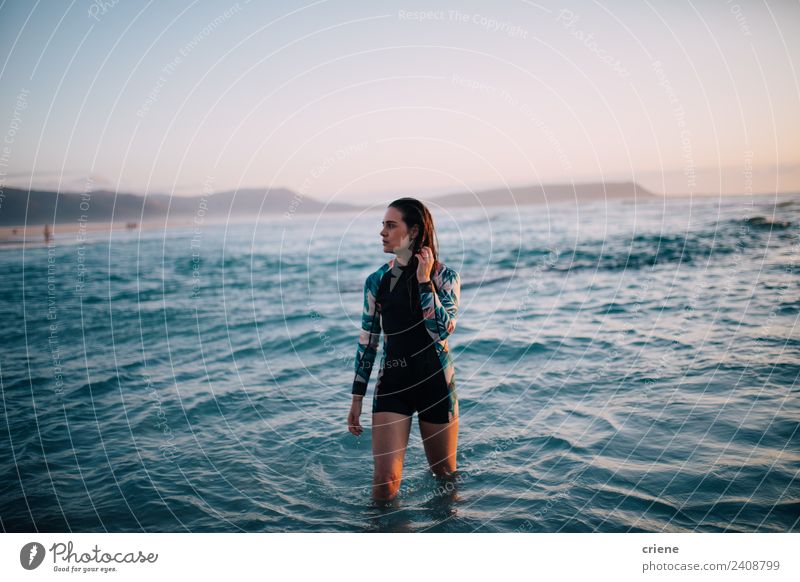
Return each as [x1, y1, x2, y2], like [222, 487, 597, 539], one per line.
[372, 349, 455, 424]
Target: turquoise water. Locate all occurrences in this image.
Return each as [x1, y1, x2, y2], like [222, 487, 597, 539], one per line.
[1, 194, 798, 532]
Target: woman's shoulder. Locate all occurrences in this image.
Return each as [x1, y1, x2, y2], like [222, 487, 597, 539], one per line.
[365, 261, 393, 289]
[433, 261, 460, 287]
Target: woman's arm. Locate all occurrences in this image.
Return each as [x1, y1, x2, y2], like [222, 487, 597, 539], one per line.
[419, 266, 460, 341]
[352, 273, 382, 396]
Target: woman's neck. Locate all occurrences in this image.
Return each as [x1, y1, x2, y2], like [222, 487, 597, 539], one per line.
[394, 249, 412, 266]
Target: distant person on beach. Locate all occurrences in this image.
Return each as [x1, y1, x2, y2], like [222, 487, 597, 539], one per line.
[43, 224, 52, 242]
[347, 198, 462, 501]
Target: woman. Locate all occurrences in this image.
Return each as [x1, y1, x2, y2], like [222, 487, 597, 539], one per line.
[347, 197, 462, 501]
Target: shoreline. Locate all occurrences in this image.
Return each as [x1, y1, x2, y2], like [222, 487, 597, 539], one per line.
[0, 219, 198, 247]
[2, 191, 795, 247]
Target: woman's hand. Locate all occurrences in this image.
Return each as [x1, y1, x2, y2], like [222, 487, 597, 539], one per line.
[348, 397, 363, 436]
[416, 246, 433, 283]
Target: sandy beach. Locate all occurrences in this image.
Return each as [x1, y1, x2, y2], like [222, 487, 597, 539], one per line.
[0, 219, 199, 247]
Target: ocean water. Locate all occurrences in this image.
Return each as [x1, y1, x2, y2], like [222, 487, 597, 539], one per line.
[1, 194, 798, 533]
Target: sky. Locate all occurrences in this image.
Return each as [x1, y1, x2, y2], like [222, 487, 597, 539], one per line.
[0, 0, 798, 203]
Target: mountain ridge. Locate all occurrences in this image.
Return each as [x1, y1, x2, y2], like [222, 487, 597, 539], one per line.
[0, 181, 656, 226]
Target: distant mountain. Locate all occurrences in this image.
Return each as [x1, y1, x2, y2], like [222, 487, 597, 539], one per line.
[0, 181, 657, 226]
[0, 187, 358, 226]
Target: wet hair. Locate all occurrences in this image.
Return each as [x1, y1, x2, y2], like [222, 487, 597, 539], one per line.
[388, 197, 440, 315]
[387, 197, 440, 275]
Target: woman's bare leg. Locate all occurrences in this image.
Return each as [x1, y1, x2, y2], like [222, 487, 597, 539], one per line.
[372, 411, 412, 500]
[419, 414, 458, 476]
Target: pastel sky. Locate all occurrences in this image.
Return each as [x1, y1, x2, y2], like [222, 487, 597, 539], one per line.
[1, 0, 798, 202]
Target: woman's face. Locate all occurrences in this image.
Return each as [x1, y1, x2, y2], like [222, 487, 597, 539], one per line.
[380, 206, 417, 254]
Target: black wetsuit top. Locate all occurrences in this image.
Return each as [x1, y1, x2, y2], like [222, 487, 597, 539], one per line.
[378, 262, 436, 362]
[372, 262, 453, 423]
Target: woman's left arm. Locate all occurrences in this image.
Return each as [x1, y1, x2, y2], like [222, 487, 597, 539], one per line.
[419, 267, 461, 341]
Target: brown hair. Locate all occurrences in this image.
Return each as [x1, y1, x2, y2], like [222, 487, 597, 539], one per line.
[388, 197, 440, 275]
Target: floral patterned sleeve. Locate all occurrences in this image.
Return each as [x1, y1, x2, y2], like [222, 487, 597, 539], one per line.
[352, 273, 382, 396]
[418, 266, 460, 341]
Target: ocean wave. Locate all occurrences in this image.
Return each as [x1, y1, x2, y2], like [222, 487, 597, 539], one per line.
[502, 218, 796, 274]
[741, 216, 793, 229]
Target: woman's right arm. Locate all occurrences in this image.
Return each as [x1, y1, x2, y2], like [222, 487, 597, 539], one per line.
[352, 273, 382, 397]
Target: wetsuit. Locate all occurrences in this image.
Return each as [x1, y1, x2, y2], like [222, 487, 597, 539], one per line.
[352, 258, 461, 424]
